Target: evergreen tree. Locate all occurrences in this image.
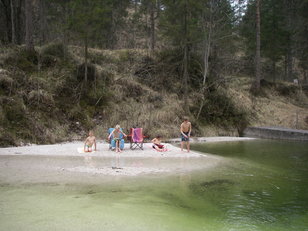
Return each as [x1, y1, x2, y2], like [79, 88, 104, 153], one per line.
[261, 0, 287, 82]
[160, 0, 204, 112]
[294, 0, 308, 84]
[68, 0, 112, 82]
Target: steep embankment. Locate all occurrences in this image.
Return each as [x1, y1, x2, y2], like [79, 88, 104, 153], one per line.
[226, 77, 308, 130]
[0, 44, 307, 146]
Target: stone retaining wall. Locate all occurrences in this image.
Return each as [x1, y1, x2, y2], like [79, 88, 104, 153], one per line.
[243, 127, 308, 141]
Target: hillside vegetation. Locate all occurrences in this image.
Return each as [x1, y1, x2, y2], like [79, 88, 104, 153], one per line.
[0, 44, 307, 146]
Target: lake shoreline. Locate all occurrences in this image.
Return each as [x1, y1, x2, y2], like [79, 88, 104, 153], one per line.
[0, 137, 254, 177]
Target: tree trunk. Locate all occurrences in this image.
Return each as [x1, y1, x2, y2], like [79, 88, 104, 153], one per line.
[110, 8, 116, 49]
[2, 0, 12, 43]
[84, 34, 88, 83]
[285, 0, 294, 81]
[284, 55, 287, 80]
[254, 0, 261, 90]
[15, 0, 23, 44]
[196, 0, 213, 120]
[10, 0, 16, 44]
[156, 0, 161, 18]
[202, 0, 213, 86]
[272, 60, 276, 83]
[150, 0, 155, 51]
[39, 0, 47, 44]
[62, 1, 69, 58]
[25, 0, 34, 51]
[183, 44, 189, 113]
[286, 39, 293, 81]
[183, 0, 189, 113]
[145, 7, 149, 50]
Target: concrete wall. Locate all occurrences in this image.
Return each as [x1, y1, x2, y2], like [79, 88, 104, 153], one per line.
[243, 127, 308, 141]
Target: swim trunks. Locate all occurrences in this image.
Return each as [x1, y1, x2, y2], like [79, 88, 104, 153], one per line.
[152, 143, 164, 149]
[181, 132, 189, 141]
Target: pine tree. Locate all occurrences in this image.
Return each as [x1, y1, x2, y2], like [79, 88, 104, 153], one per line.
[68, 0, 113, 82]
[160, 0, 204, 113]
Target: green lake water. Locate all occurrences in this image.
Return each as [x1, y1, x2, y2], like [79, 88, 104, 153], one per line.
[0, 140, 307, 231]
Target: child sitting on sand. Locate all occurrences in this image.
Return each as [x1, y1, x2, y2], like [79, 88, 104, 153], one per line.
[151, 135, 167, 152]
[108, 124, 127, 153]
[84, 130, 97, 152]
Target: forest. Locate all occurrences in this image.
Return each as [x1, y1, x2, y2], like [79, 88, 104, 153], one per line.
[0, 0, 307, 146]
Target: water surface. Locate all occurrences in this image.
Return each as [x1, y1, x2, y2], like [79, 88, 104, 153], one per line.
[0, 140, 307, 231]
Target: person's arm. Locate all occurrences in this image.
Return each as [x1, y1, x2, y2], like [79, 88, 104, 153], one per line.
[84, 137, 88, 151]
[188, 123, 192, 137]
[151, 138, 156, 143]
[120, 130, 127, 137]
[108, 130, 114, 140]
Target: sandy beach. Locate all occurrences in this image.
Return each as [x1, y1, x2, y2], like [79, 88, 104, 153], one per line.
[0, 137, 255, 180]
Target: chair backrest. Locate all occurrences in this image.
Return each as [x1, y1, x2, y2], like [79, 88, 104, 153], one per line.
[132, 128, 143, 142]
[108, 128, 124, 139]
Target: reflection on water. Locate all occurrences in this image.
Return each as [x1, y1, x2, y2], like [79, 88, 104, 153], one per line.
[0, 140, 308, 231]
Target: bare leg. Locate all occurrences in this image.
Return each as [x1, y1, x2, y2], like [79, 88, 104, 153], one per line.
[116, 140, 120, 152]
[187, 141, 190, 152]
[181, 141, 184, 151]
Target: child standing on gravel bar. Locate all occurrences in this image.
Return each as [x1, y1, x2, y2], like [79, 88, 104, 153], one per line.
[84, 130, 97, 152]
[180, 117, 191, 152]
[152, 135, 167, 152]
[108, 125, 127, 153]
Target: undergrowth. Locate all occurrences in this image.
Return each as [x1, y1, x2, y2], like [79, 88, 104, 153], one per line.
[0, 44, 307, 146]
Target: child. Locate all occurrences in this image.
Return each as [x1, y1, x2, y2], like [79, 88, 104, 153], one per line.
[108, 125, 127, 153]
[152, 135, 167, 152]
[84, 130, 97, 152]
[180, 117, 191, 152]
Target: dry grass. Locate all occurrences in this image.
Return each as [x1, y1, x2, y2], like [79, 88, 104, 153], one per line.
[226, 76, 308, 130]
[68, 47, 188, 139]
[75, 48, 308, 139]
[2, 44, 306, 146]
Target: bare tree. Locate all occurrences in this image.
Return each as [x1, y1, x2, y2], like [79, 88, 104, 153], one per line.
[196, 0, 213, 120]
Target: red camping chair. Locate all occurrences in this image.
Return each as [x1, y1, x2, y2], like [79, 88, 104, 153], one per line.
[128, 128, 144, 150]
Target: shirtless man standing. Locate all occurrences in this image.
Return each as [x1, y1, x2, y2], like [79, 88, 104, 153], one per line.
[180, 117, 192, 152]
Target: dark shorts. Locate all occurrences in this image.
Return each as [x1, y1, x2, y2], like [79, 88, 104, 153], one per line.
[152, 144, 164, 149]
[181, 132, 189, 142]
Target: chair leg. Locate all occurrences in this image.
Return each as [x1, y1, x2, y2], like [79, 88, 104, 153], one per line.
[130, 142, 143, 150]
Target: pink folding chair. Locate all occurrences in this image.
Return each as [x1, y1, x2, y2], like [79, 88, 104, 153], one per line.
[129, 128, 144, 150]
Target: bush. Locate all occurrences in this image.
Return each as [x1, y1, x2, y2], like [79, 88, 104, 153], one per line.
[118, 50, 136, 63]
[41, 42, 66, 58]
[277, 84, 298, 97]
[2, 97, 26, 123]
[27, 89, 55, 107]
[4, 48, 38, 72]
[0, 71, 14, 94]
[76, 63, 96, 82]
[193, 89, 249, 133]
[0, 132, 17, 147]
